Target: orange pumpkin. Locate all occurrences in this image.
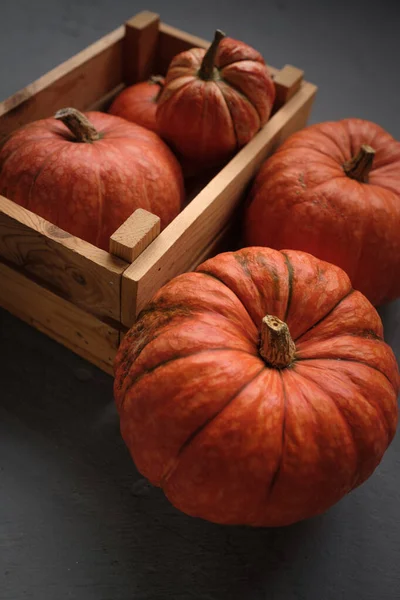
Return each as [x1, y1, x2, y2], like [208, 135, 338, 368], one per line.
[0, 108, 183, 250]
[114, 247, 399, 527]
[109, 75, 164, 133]
[156, 30, 276, 172]
[244, 118, 400, 306]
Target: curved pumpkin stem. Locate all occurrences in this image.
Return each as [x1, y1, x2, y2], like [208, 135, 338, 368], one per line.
[55, 107, 101, 143]
[198, 29, 226, 80]
[148, 75, 165, 102]
[343, 144, 375, 183]
[149, 75, 165, 86]
[259, 315, 296, 368]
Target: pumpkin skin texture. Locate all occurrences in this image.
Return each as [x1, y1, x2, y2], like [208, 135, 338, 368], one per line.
[244, 118, 400, 306]
[156, 30, 276, 172]
[109, 76, 164, 133]
[114, 247, 399, 527]
[0, 108, 184, 250]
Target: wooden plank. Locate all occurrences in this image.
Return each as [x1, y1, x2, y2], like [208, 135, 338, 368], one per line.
[123, 11, 160, 84]
[186, 221, 237, 273]
[0, 25, 125, 139]
[88, 82, 125, 112]
[109, 209, 160, 263]
[0, 261, 118, 375]
[271, 81, 317, 144]
[0, 196, 127, 322]
[121, 80, 317, 326]
[273, 64, 304, 111]
[268, 65, 279, 78]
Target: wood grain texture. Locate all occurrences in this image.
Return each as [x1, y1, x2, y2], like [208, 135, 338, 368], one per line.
[0, 196, 127, 322]
[185, 221, 237, 273]
[123, 11, 160, 84]
[109, 208, 161, 263]
[0, 26, 124, 140]
[0, 261, 118, 374]
[121, 80, 317, 326]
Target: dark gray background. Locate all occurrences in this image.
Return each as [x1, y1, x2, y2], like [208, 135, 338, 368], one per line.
[1, 1, 399, 599]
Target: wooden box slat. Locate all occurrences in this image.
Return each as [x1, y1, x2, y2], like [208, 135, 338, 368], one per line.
[0, 26, 125, 140]
[0, 261, 118, 374]
[123, 11, 161, 84]
[0, 196, 127, 322]
[109, 209, 161, 264]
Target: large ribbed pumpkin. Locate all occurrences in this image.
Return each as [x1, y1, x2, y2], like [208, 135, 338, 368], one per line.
[156, 30, 276, 172]
[0, 108, 184, 250]
[114, 247, 399, 527]
[244, 118, 400, 306]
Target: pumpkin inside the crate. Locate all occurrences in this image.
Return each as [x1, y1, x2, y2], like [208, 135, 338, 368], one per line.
[156, 30, 276, 172]
[109, 75, 164, 133]
[0, 108, 184, 251]
[244, 118, 400, 306]
[114, 246, 399, 527]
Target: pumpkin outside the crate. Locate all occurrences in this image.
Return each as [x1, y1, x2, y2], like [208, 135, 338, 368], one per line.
[114, 246, 399, 527]
[109, 75, 165, 133]
[244, 118, 400, 306]
[0, 108, 184, 251]
[156, 30, 276, 173]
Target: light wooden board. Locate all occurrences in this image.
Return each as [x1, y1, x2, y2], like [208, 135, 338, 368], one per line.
[0, 25, 125, 139]
[0, 261, 118, 375]
[186, 221, 237, 273]
[0, 196, 127, 323]
[121, 79, 317, 326]
[124, 11, 161, 84]
[109, 209, 161, 263]
[88, 83, 126, 112]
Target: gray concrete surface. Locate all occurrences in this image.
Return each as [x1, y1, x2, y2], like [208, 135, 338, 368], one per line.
[1, 1, 399, 599]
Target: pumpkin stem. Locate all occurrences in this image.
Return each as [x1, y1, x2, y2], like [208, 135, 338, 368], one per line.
[343, 144, 375, 183]
[198, 29, 226, 80]
[148, 75, 165, 101]
[149, 75, 164, 86]
[259, 315, 296, 369]
[54, 107, 101, 143]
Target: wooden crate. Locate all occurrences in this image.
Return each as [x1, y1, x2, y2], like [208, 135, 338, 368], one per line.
[0, 11, 317, 375]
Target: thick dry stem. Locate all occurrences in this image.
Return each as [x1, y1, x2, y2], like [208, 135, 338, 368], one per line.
[259, 315, 296, 369]
[343, 144, 375, 182]
[198, 29, 226, 80]
[148, 75, 165, 101]
[55, 107, 101, 143]
[149, 75, 165, 86]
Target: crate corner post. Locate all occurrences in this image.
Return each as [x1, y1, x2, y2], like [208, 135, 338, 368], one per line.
[273, 64, 305, 112]
[123, 11, 161, 85]
[109, 208, 161, 331]
[109, 208, 161, 264]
